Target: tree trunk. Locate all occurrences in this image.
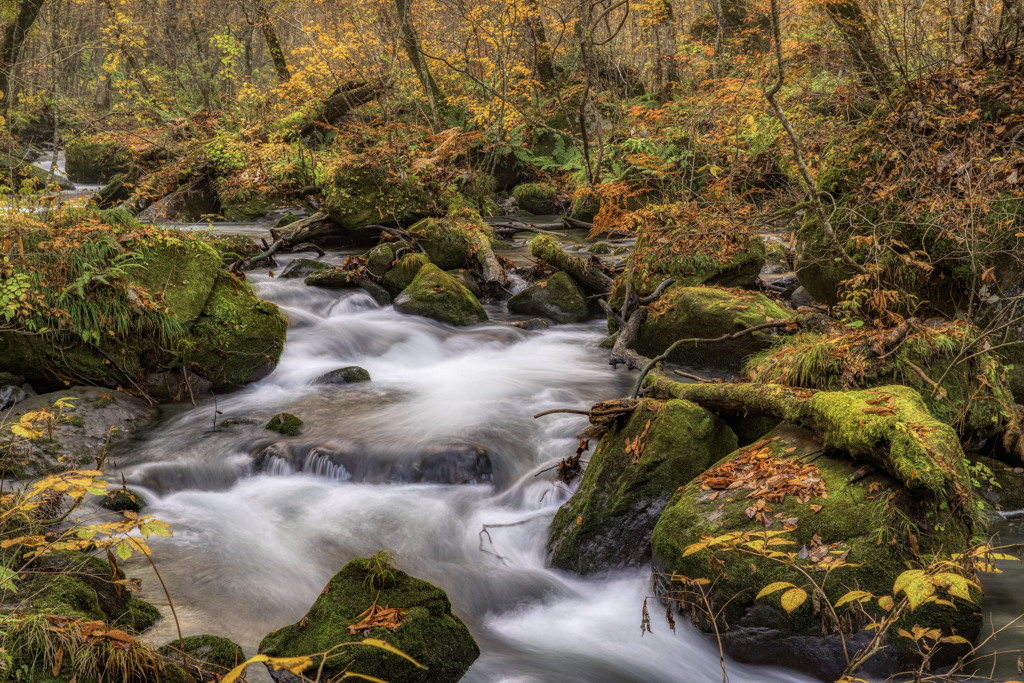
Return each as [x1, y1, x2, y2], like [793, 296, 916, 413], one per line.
[0, 0, 48, 111]
[524, 0, 555, 84]
[394, 0, 446, 122]
[253, 0, 290, 82]
[821, 0, 892, 93]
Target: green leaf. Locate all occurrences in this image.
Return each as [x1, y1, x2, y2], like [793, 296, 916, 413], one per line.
[115, 540, 132, 561]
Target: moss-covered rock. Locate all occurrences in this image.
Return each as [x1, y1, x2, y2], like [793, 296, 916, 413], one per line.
[652, 423, 979, 681]
[158, 635, 245, 675]
[394, 264, 487, 326]
[407, 206, 496, 271]
[631, 286, 791, 372]
[382, 253, 431, 297]
[266, 412, 303, 436]
[280, 258, 330, 279]
[364, 244, 395, 277]
[745, 322, 1016, 437]
[66, 135, 133, 184]
[508, 271, 589, 324]
[184, 271, 289, 388]
[258, 556, 479, 683]
[304, 267, 390, 304]
[322, 158, 431, 234]
[512, 183, 557, 214]
[99, 488, 147, 513]
[625, 207, 767, 296]
[221, 196, 271, 222]
[316, 366, 371, 384]
[548, 398, 736, 574]
[968, 455, 1024, 512]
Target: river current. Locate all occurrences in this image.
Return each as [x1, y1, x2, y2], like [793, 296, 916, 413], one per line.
[103, 241, 816, 682]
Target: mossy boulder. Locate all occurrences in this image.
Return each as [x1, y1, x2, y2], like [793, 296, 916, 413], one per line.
[382, 253, 431, 296]
[99, 488, 147, 513]
[316, 366, 371, 384]
[158, 635, 245, 675]
[745, 322, 1016, 437]
[66, 135, 133, 184]
[508, 271, 589, 324]
[266, 412, 303, 436]
[258, 557, 479, 683]
[652, 422, 979, 681]
[280, 258, 330, 279]
[512, 183, 557, 214]
[631, 286, 791, 372]
[18, 550, 161, 633]
[407, 206, 496, 271]
[394, 264, 487, 326]
[221, 196, 271, 222]
[548, 398, 736, 574]
[183, 271, 289, 388]
[304, 267, 390, 305]
[323, 158, 431, 234]
[968, 455, 1024, 512]
[364, 244, 395, 277]
[625, 208, 767, 296]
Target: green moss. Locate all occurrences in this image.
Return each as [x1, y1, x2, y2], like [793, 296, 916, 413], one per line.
[512, 183, 557, 214]
[652, 424, 977, 645]
[259, 557, 479, 683]
[265, 413, 303, 436]
[382, 253, 430, 296]
[65, 135, 132, 184]
[508, 272, 589, 324]
[407, 207, 495, 272]
[280, 258, 330, 279]
[969, 455, 1024, 512]
[393, 264, 487, 326]
[316, 366, 371, 384]
[99, 489, 146, 513]
[323, 160, 431, 232]
[632, 286, 791, 371]
[548, 398, 736, 574]
[158, 635, 245, 673]
[364, 244, 395, 277]
[128, 238, 224, 322]
[221, 197, 271, 222]
[184, 272, 288, 388]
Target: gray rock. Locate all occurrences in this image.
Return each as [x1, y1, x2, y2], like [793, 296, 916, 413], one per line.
[315, 366, 371, 385]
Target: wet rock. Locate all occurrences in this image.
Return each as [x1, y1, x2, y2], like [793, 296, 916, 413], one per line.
[258, 556, 479, 683]
[273, 211, 302, 229]
[0, 373, 33, 411]
[394, 264, 487, 326]
[315, 366, 371, 385]
[631, 286, 791, 373]
[280, 258, 329, 279]
[99, 488, 147, 513]
[158, 635, 246, 681]
[304, 267, 391, 305]
[512, 318, 549, 331]
[789, 285, 818, 308]
[145, 369, 213, 402]
[763, 240, 791, 274]
[411, 443, 492, 484]
[652, 420, 980, 681]
[265, 413, 303, 436]
[507, 271, 589, 324]
[221, 197, 270, 221]
[364, 243, 395, 277]
[446, 268, 483, 299]
[381, 253, 430, 297]
[589, 242, 612, 255]
[0, 386, 158, 476]
[547, 398, 736, 575]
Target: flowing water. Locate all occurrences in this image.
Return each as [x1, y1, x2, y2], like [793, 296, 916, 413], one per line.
[101, 236, 814, 682]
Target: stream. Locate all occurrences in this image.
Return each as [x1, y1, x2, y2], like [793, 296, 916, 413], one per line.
[90, 224, 1021, 683]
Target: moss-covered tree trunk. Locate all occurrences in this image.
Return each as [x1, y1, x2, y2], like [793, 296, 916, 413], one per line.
[525, 0, 555, 84]
[394, 0, 446, 124]
[821, 0, 892, 93]
[252, 0, 290, 83]
[0, 0, 47, 111]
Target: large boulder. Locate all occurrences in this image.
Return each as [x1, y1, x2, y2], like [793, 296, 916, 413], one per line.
[547, 398, 736, 574]
[512, 183, 557, 214]
[624, 204, 767, 296]
[394, 264, 487, 326]
[66, 134, 134, 184]
[322, 157, 431, 235]
[646, 382, 983, 681]
[508, 271, 589, 324]
[407, 206, 495, 272]
[630, 286, 791, 372]
[0, 214, 288, 393]
[382, 253, 430, 296]
[258, 556, 479, 683]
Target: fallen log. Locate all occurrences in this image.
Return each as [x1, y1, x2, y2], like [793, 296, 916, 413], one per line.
[529, 233, 614, 293]
[299, 80, 389, 138]
[468, 230, 509, 296]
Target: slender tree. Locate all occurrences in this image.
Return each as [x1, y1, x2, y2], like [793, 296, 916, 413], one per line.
[395, 0, 447, 122]
[252, 0, 290, 82]
[0, 0, 47, 111]
[524, 0, 555, 84]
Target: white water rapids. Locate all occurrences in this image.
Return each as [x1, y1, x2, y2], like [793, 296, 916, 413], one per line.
[108, 249, 817, 683]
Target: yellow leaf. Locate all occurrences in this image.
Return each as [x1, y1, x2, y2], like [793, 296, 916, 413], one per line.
[221, 654, 314, 683]
[834, 590, 873, 608]
[877, 595, 894, 611]
[756, 581, 796, 600]
[780, 588, 807, 614]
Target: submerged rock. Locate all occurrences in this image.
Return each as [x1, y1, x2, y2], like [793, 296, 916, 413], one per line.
[280, 258, 329, 279]
[304, 267, 390, 305]
[508, 271, 589, 324]
[547, 398, 736, 574]
[258, 556, 479, 683]
[394, 264, 487, 326]
[265, 413, 303, 436]
[316, 366, 371, 385]
[631, 286, 790, 372]
[99, 488, 147, 513]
